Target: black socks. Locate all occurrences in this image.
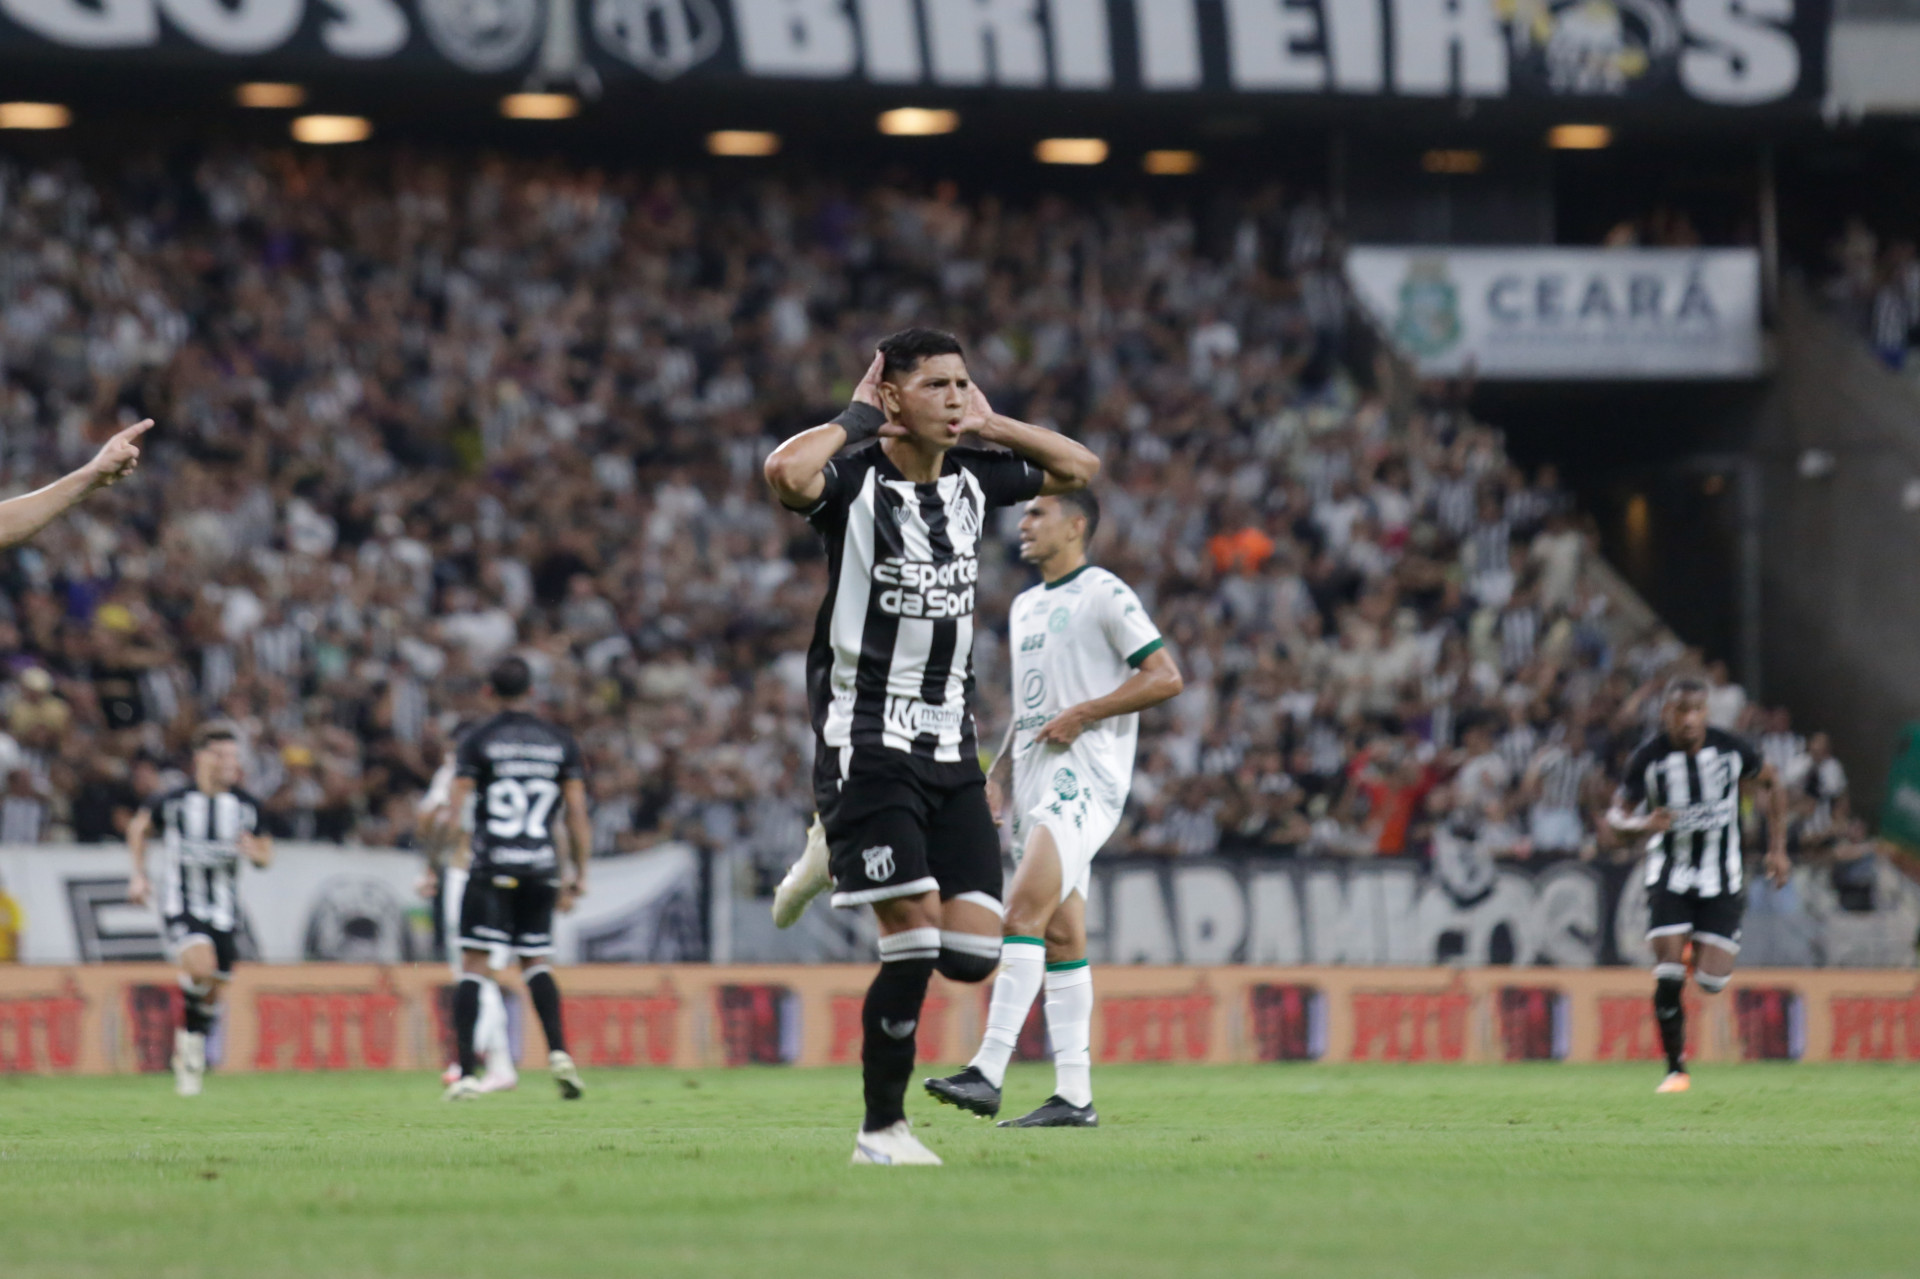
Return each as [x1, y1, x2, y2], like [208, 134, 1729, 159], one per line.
[862, 927, 940, 1132]
[454, 974, 482, 1077]
[525, 965, 567, 1053]
[1653, 965, 1687, 1074]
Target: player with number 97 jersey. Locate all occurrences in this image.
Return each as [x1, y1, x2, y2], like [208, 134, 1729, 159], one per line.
[455, 709, 584, 938]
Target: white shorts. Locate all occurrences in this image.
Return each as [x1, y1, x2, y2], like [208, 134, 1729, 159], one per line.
[442, 867, 508, 974]
[1012, 782, 1122, 905]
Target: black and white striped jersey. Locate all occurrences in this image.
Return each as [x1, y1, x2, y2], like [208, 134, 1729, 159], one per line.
[455, 710, 584, 880]
[1620, 728, 1764, 898]
[145, 785, 264, 931]
[1532, 743, 1596, 814]
[795, 441, 1043, 771]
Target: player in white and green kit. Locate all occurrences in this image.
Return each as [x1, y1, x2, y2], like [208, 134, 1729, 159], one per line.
[926, 489, 1182, 1127]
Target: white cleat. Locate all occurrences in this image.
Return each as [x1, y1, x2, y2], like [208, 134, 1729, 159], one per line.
[851, 1119, 943, 1166]
[477, 1059, 520, 1093]
[443, 1076, 485, 1101]
[772, 816, 832, 928]
[441, 1062, 461, 1087]
[550, 1050, 583, 1100]
[172, 1029, 205, 1098]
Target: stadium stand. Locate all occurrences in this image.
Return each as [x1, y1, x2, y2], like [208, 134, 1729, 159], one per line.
[0, 148, 1857, 888]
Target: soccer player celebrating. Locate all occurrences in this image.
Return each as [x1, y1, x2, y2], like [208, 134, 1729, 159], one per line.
[925, 492, 1182, 1127]
[1605, 676, 1790, 1093]
[442, 657, 591, 1102]
[419, 729, 518, 1093]
[0, 418, 150, 547]
[126, 723, 272, 1097]
[763, 330, 1098, 1165]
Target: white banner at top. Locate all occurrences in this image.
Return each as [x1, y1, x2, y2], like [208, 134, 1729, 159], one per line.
[1346, 247, 1764, 380]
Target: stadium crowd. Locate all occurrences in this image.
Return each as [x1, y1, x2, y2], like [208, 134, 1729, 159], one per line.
[0, 148, 1859, 882]
[1828, 216, 1920, 373]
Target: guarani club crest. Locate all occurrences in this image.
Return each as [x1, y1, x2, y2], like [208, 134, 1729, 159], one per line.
[1391, 259, 1462, 359]
[1495, 0, 1683, 95]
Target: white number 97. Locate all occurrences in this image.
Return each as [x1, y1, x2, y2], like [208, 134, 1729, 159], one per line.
[485, 778, 560, 840]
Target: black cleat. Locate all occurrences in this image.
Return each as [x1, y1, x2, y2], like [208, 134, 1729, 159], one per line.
[924, 1066, 1002, 1118]
[998, 1095, 1098, 1128]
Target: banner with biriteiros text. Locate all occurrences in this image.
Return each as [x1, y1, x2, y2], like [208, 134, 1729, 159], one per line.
[0, 0, 1828, 109]
[1346, 247, 1765, 380]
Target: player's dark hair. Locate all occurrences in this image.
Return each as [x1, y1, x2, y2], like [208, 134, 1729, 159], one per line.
[1664, 675, 1709, 704]
[192, 722, 237, 752]
[1057, 488, 1100, 548]
[878, 328, 964, 380]
[489, 655, 533, 700]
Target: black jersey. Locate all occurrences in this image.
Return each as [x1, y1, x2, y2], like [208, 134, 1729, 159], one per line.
[791, 441, 1043, 771]
[1621, 728, 1764, 898]
[145, 785, 264, 932]
[455, 709, 584, 880]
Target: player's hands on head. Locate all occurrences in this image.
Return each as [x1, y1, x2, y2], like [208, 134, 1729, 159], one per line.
[959, 382, 995, 438]
[853, 349, 909, 438]
[851, 350, 884, 409]
[86, 419, 152, 490]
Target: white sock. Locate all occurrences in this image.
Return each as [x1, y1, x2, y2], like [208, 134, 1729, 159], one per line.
[969, 936, 1046, 1089]
[477, 978, 511, 1070]
[1044, 963, 1094, 1107]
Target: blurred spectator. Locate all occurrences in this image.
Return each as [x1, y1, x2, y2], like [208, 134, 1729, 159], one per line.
[0, 145, 1843, 882]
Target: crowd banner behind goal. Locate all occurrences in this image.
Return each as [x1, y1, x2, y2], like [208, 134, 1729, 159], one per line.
[0, 961, 1917, 1074]
[1346, 247, 1765, 380]
[0, 0, 1830, 109]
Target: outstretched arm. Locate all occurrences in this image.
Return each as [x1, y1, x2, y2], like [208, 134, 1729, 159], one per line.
[0, 420, 151, 549]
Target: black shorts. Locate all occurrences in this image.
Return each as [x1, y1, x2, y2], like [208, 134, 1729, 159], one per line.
[164, 914, 237, 977]
[1647, 887, 1745, 953]
[818, 746, 1002, 912]
[459, 872, 558, 957]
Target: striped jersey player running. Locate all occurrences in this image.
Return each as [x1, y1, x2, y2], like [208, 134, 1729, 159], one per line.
[126, 723, 273, 1097]
[926, 489, 1182, 1127]
[1604, 676, 1790, 1093]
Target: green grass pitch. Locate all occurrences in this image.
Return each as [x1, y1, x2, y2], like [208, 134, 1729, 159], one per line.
[2, 1064, 1915, 1278]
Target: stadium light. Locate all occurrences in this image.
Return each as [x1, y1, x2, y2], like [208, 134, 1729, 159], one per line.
[1548, 124, 1612, 150]
[235, 82, 305, 109]
[708, 130, 781, 157]
[1035, 137, 1108, 166]
[1143, 150, 1202, 175]
[1421, 149, 1484, 174]
[0, 102, 71, 130]
[878, 107, 959, 137]
[501, 93, 579, 121]
[291, 115, 372, 145]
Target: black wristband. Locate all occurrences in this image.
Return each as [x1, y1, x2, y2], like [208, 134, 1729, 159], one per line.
[832, 401, 886, 444]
